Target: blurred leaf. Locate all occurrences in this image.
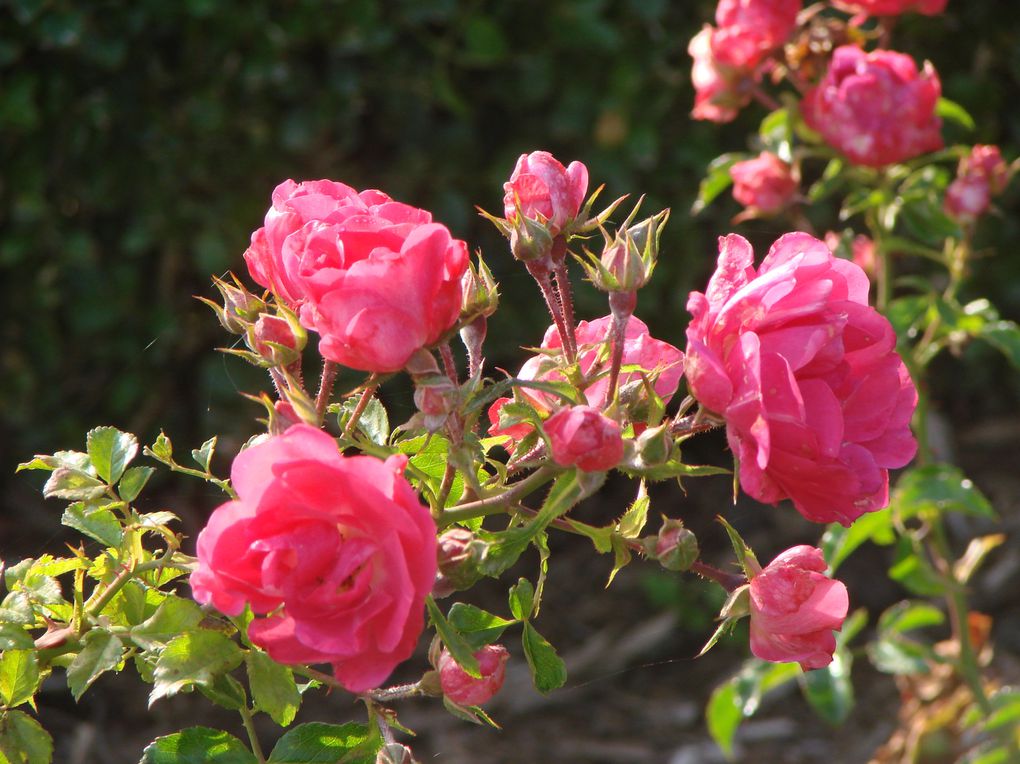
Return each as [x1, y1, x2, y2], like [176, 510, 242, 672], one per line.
[800, 648, 854, 725]
[878, 601, 945, 634]
[140, 728, 256, 764]
[0, 709, 53, 764]
[820, 507, 895, 573]
[692, 153, 745, 214]
[954, 534, 1006, 583]
[892, 464, 996, 520]
[936, 97, 975, 131]
[521, 622, 566, 693]
[267, 722, 379, 764]
[868, 634, 933, 675]
[247, 651, 300, 727]
[807, 158, 846, 202]
[86, 427, 138, 484]
[888, 536, 946, 596]
[67, 630, 123, 700]
[706, 680, 742, 758]
[979, 320, 1020, 369]
[707, 660, 800, 757]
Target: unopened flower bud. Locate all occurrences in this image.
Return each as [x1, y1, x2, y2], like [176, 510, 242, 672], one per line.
[434, 528, 485, 597]
[405, 348, 442, 378]
[205, 275, 266, 334]
[438, 645, 510, 707]
[376, 743, 418, 764]
[460, 258, 500, 319]
[646, 517, 699, 572]
[583, 208, 667, 295]
[636, 424, 674, 466]
[413, 377, 458, 433]
[248, 312, 305, 367]
[509, 215, 554, 263]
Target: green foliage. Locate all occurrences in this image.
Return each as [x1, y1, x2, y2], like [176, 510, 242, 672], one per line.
[246, 650, 301, 727]
[140, 728, 256, 764]
[0, 710, 53, 764]
[267, 722, 380, 764]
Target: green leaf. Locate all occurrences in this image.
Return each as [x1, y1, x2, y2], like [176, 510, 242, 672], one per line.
[425, 597, 480, 678]
[521, 622, 566, 693]
[191, 437, 217, 472]
[0, 625, 33, 651]
[892, 464, 996, 521]
[447, 603, 515, 651]
[888, 536, 946, 596]
[148, 432, 173, 464]
[706, 680, 742, 758]
[337, 396, 390, 446]
[42, 468, 106, 501]
[868, 634, 933, 675]
[86, 426, 138, 484]
[0, 650, 40, 708]
[66, 630, 123, 701]
[0, 592, 34, 626]
[820, 508, 895, 573]
[800, 648, 854, 725]
[508, 578, 534, 621]
[979, 320, 1020, 369]
[268, 722, 379, 764]
[0, 709, 53, 764]
[61, 502, 123, 548]
[197, 674, 247, 711]
[150, 631, 244, 706]
[717, 516, 760, 578]
[606, 535, 632, 588]
[246, 650, 301, 727]
[118, 466, 155, 502]
[707, 659, 801, 756]
[616, 485, 649, 539]
[978, 687, 1020, 733]
[807, 158, 846, 202]
[130, 597, 204, 650]
[936, 97, 975, 131]
[140, 727, 256, 764]
[878, 601, 945, 634]
[692, 153, 745, 214]
[564, 519, 613, 553]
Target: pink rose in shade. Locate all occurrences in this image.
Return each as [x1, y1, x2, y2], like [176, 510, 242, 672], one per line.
[190, 424, 437, 693]
[730, 152, 798, 215]
[945, 145, 1010, 223]
[712, 0, 801, 70]
[960, 145, 1009, 194]
[487, 316, 684, 447]
[684, 232, 918, 525]
[802, 46, 943, 168]
[503, 151, 589, 235]
[244, 179, 469, 373]
[689, 26, 756, 123]
[438, 645, 510, 706]
[544, 405, 625, 472]
[834, 0, 946, 16]
[749, 546, 849, 670]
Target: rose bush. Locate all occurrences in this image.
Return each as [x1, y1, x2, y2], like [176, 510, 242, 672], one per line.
[244, 179, 469, 372]
[503, 151, 588, 236]
[684, 232, 917, 525]
[730, 151, 798, 215]
[544, 404, 625, 472]
[190, 423, 437, 693]
[802, 45, 943, 168]
[749, 546, 849, 670]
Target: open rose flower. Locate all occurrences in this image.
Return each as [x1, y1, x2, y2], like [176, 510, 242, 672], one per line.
[244, 179, 469, 372]
[730, 152, 798, 215]
[190, 424, 437, 693]
[544, 405, 625, 472]
[945, 144, 1010, 223]
[712, 0, 801, 70]
[749, 546, 849, 670]
[438, 645, 510, 706]
[503, 151, 588, 236]
[689, 25, 756, 123]
[834, 0, 947, 16]
[802, 46, 943, 168]
[685, 232, 917, 525]
[488, 315, 683, 447]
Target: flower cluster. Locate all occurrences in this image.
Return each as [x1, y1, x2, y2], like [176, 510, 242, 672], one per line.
[945, 144, 1011, 223]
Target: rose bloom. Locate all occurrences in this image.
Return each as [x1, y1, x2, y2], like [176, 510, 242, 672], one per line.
[802, 45, 943, 168]
[945, 144, 1010, 223]
[488, 315, 684, 446]
[244, 179, 469, 373]
[503, 151, 588, 235]
[712, 0, 801, 70]
[190, 424, 437, 693]
[685, 232, 917, 525]
[438, 645, 510, 706]
[749, 546, 849, 670]
[960, 145, 1009, 194]
[730, 152, 798, 214]
[689, 25, 755, 123]
[544, 405, 625, 472]
[834, 0, 947, 16]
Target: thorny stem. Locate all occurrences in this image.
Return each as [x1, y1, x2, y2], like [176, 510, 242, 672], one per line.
[238, 705, 267, 764]
[439, 343, 458, 385]
[605, 296, 633, 406]
[527, 259, 575, 363]
[439, 466, 557, 527]
[366, 682, 426, 703]
[342, 378, 380, 440]
[292, 664, 346, 691]
[551, 237, 578, 360]
[315, 360, 340, 420]
[268, 367, 289, 401]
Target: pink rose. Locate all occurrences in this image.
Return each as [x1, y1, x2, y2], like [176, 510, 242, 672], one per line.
[713, 0, 801, 70]
[824, 231, 877, 280]
[945, 145, 1010, 223]
[503, 151, 588, 236]
[689, 26, 756, 123]
[544, 405, 625, 472]
[960, 145, 1009, 194]
[730, 152, 798, 214]
[802, 46, 943, 168]
[190, 424, 437, 693]
[834, 0, 947, 16]
[244, 179, 469, 372]
[685, 233, 917, 525]
[749, 546, 849, 670]
[487, 316, 684, 446]
[438, 645, 510, 706]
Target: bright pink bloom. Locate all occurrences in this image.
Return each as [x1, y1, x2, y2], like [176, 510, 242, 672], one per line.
[244, 179, 469, 373]
[689, 26, 755, 123]
[190, 424, 437, 693]
[503, 151, 588, 235]
[713, 0, 801, 70]
[961, 145, 1009, 194]
[730, 152, 798, 214]
[834, 0, 947, 16]
[544, 405, 625, 472]
[438, 645, 510, 706]
[945, 145, 1010, 223]
[749, 546, 849, 670]
[487, 316, 684, 446]
[802, 46, 942, 168]
[685, 233, 917, 525]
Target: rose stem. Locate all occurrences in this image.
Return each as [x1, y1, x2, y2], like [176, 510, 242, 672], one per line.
[342, 377, 380, 440]
[439, 465, 557, 527]
[551, 236, 578, 360]
[606, 291, 636, 406]
[314, 360, 340, 420]
[526, 259, 575, 363]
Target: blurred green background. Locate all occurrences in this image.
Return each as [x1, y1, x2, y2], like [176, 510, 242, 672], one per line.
[2, 0, 1019, 509]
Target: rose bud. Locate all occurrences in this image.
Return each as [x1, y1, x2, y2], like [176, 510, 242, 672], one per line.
[945, 176, 992, 224]
[433, 527, 484, 598]
[503, 151, 589, 236]
[961, 145, 1009, 195]
[248, 312, 306, 367]
[635, 424, 674, 466]
[438, 645, 510, 707]
[201, 274, 266, 334]
[749, 546, 849, 670]
[413, 376, 459, 433]
[730, 152, 798, 216]
[647, 517, 699, 572]
[544, 405, 624, 473]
